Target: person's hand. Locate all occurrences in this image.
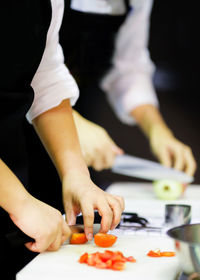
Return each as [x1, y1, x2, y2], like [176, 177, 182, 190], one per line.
[73, 110, 123, 171]
[149, 125, 196, 176]
[9, 195, 71, 253]
[62, 172, 125, 241]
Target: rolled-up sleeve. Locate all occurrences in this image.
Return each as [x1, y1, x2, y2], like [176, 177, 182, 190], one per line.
[26, 0, 79, 123]
[101, 0, 158, 125]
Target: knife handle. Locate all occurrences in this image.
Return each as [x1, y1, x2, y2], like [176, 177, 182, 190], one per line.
[6, 230, 34, 249]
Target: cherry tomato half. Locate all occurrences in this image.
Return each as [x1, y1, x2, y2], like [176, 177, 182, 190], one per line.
[94, 233, 117, 247]
[70, 233, 88, 244]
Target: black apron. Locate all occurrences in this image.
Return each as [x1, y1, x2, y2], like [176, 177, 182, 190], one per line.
[59, 1, 130, 187]
[0, 1, 51, 276]
[60, 0, 130, 87]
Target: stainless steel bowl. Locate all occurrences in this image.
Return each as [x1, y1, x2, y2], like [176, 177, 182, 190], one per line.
[167, 223, 200, 276]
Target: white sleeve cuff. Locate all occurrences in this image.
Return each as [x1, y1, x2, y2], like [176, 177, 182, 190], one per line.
[26, 64, 79, 123]
[102, 74, 159, 125]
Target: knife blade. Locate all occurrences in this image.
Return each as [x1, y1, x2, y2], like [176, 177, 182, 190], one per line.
[112, 154, 194, 184]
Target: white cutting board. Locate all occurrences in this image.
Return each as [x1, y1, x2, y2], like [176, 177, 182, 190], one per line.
[17, 234, 180, 280]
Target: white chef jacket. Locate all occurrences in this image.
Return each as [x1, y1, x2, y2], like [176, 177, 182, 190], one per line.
[26, 0, 79, 123]
[27, 0, 158, 126]
[71, 0, 159, 125]
[71, 0, 126, 15]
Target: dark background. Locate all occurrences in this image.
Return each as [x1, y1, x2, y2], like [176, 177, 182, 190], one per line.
[69, 0, 200, 188]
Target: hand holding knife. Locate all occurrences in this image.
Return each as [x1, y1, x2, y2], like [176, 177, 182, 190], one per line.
[5, 224, 84, 249]
[112, 154, 194, 184]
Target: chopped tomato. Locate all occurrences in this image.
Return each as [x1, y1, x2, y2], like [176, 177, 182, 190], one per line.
[161, 251, 176, 257]
[70, 233, 88, 244]
[100, 250, 114, 262]
[78, 250, 136, 271]
[111, 261, 126, 271]
[94, 233, 117, 247]
[125, 256, 136, 262]
[79, 253, 88, 263]
[95, 261, 108, 269]
[147, 249, 162, 257]
[105, 259, 112, 268]
[111, 252, 126, 263]
[147, 249, 175, 257]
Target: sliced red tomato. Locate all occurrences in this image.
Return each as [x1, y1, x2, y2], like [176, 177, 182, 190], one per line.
[79, 253, 88, 263]
[105, 259, 112, 268]
[70, 233, 88, 244]
[78, 250, 136, 271]
[111, 261, 126, 271]
[160, 251, 176, 257]
[125, 256, 136, 262]
[94, 233, 117, 247]
[147, 249, 175, 257]
[111, 252, 126, 263]
[94, 260, 108, 269]
[147, 249, 162, 257]
[100, 250, 114, 262]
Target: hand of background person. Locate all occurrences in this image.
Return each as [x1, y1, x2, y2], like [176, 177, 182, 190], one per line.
[62, 171, 125, 241]
[132, 105, 197, 177]
[73, 110, 123, 171]
[10, 195, 71, 253]
[149, 125, 196, 176]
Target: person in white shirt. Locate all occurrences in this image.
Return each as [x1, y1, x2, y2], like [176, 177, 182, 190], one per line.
[58, 0, 196, 176]
[0, 1, 124, 276]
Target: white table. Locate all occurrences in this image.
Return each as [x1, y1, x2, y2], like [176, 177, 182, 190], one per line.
[106, 182, 200, 221]
[17, 182, 200, 280]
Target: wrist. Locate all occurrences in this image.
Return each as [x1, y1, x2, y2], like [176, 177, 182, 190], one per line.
[150, 124, 174, 140]
[0, 159, 31, 216]
[1, 183, 31, 217]
[131, 105, 173, 139]
[59, 151, 90, 181]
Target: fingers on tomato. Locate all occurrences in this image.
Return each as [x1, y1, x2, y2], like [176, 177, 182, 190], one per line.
[94, 233, 117, 247]
[70, 233, 88, 244]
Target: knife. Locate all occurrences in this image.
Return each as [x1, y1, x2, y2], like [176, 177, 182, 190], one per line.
[112, 154, 194, 184]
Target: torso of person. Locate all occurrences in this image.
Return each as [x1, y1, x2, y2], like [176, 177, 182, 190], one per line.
[60, 0, 131, 86]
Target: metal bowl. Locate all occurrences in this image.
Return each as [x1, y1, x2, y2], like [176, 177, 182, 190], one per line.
[165, 204, 191, 227]
[167, 223, 200, 276]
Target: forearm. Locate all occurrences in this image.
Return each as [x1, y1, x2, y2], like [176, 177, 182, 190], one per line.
[0, 159, 30, 215]
[131, 104, 173, 139]
[32, 100, 89, 180]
